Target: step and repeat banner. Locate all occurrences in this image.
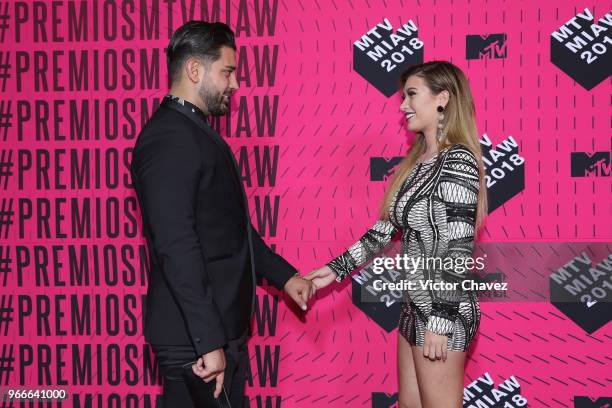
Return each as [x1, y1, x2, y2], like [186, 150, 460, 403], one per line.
[1, 0, 610, 407]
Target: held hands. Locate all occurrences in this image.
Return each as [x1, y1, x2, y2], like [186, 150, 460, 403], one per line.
[304, 265, 336, 290]
[283, 275, 316, 310]
[192, 348, 226, 398]
[423, 330, 448, 362]
[284, 266, 338, 311]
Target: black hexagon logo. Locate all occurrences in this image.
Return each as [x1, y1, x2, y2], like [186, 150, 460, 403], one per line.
[550, 8, 612, 90]
[353, 18, 424, 97]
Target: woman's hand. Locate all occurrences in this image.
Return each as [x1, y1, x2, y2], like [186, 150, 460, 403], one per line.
[305, 266, 337, 290]
[423, 330, 448, 361]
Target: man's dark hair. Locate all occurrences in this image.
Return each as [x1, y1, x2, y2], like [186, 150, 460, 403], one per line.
[166, 21, 236, 84]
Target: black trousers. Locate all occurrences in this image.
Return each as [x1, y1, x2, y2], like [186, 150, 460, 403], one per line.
[152, 331, 249, 408]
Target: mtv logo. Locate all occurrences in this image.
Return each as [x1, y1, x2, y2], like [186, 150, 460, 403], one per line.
[466, 34, 507, 59]
[372, 392, 399, 408]
[571, 152, 611, 177]
[370, 157, 403, 181]
[574, 396, 612, 408]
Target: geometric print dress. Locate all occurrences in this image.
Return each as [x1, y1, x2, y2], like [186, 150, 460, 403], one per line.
[327, 144, 481, 351]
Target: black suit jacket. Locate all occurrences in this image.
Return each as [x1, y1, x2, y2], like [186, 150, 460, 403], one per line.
[131, 97, 297, 357]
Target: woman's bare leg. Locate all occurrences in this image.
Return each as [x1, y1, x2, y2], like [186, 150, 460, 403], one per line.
[397, 334, 423, 408]
[411, 345, 465, 408]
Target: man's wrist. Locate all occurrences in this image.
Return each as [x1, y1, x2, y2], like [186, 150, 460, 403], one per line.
[283, 272, 300, 289]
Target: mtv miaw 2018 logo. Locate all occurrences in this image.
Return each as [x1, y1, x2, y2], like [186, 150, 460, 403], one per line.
[480, 135, 525, 213]
[549, 250, 612, 333]
[372, 372, 527, 407]
[466, 34, 508, 60]
[463, 373, 527, 408]
[353, 17, 424, 97]
[551, 7, 612, 90]
[351, 254, 404, 332]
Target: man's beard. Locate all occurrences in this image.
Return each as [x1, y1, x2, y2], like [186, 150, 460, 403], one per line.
[199, 82, 229, 116]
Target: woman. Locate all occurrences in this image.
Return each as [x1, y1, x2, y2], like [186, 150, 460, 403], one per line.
[306, 61, 488, 407]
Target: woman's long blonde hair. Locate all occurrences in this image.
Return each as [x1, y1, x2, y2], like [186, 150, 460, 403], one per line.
[380, 61, 488, 233]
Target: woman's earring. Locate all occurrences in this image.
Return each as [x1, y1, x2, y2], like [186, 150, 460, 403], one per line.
[436, 105, 445, 141]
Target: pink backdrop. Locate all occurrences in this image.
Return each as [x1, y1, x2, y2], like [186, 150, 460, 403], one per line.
[2, 0, 610, 407]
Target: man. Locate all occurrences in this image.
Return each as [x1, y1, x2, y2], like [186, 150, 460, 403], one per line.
[131, 21, 314, 407]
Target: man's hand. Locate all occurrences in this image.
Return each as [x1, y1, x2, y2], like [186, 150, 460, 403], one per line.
[423, 330, 448, 362]
[305, 266, 336, 290]
[284, 275, 315, 310]
[192, 348, 226, 398]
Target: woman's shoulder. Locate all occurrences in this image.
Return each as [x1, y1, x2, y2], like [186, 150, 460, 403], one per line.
[443, 143, 477, 164]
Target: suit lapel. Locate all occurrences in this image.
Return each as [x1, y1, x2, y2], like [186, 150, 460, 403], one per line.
[162, 99, 244, 192]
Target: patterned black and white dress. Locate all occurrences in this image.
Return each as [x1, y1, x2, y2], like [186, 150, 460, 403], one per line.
[327, 144, 481, 351]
